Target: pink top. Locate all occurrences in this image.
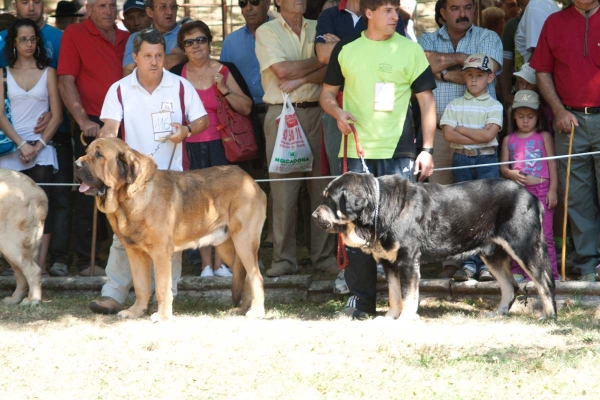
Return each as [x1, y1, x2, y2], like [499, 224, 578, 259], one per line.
[507, 131, 550, 179]
[182, 63, 230, 143]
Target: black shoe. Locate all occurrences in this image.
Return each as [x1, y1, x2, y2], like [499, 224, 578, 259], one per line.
[478, 269, 495, 282]
[453, 268, 475, 282]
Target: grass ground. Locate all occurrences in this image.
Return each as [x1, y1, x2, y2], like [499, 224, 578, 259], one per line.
[1, 294, 599, 399]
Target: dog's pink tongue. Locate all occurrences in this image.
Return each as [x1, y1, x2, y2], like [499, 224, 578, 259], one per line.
[79, 182, 91, 193]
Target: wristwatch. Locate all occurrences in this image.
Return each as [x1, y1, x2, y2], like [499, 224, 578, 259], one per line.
[186, 125, 192, 137]
[440, 69, 449, 82]
[421, 147, 434, 155]
[222, 89, 232, 97]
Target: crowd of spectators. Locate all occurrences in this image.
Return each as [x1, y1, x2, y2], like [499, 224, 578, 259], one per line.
[0, 0, 599, 317]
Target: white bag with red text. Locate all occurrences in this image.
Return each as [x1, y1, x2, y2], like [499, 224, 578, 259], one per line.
[268, 92, 313, 174]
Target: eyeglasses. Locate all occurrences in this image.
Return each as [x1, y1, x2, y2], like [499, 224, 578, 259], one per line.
[182, 36, 208, 48]
[238, 0, 261, 8]
[16, 36, 39, 45]
[150, 3, 179, 12]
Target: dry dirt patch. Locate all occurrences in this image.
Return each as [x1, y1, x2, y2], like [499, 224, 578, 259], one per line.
[1, 296, 599, 399]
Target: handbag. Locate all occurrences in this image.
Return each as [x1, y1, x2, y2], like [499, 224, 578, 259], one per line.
[214, 71, 258, 162]
[0, 68, 16, 157]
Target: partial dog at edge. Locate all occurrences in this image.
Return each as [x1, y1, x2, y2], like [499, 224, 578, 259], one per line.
[74, 138, 266, 322]
[0, 169, 47, 306]
[312, 172, 556, 320]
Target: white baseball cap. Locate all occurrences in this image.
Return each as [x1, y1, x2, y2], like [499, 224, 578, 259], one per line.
[513, 63, 537, 85]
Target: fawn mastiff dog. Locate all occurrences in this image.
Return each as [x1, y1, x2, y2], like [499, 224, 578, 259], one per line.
[313, 173, 557, 320]
[74, 138, 266, 322]
[0, 169, 47, 306]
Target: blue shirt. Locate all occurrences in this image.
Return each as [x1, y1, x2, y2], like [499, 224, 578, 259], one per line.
[0, 24, 62, 69]
[220, 24, 265, 104]
[0, 24, 70, 133]
[315, 3, 406, 45]
[418, 25, 503, 120]
[123, 24, 180, 67]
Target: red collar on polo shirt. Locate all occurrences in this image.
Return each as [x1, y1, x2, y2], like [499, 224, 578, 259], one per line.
[338, 0, 347, 11]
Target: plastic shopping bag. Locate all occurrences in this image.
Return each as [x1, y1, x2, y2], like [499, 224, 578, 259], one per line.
[269, 93, 313, 174]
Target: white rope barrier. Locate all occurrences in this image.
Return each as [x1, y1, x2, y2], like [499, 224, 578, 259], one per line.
[36, 150, 600, 186]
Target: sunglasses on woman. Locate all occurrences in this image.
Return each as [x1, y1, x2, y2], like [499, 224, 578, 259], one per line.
[238, 0, 261, 8]
[182, 36, 209, 48]
[16, 36, 39, 45]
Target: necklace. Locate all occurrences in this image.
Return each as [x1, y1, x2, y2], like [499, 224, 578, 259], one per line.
[188, 62, 212, 85]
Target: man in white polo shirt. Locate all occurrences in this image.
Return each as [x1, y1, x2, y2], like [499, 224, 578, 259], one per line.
[89, 28, 208, 315]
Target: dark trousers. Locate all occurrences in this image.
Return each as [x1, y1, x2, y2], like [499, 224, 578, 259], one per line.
[72, 116, 108, 271]
[344, 157, 415, 314]
[49, 131, 74, 265]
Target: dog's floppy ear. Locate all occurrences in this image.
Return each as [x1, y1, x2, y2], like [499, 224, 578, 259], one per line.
[341, 189, 369, 221]
[117, 150, 139, 185]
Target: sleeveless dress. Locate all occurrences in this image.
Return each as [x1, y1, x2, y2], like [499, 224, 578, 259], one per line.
[0, 67, 58, 172]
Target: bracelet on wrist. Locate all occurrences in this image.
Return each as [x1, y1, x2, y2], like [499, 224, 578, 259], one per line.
[17, 141, 26, 150]
[38, 137, 47, 147]
[222, 88, 232, 97]
[186, 125, 192, 137]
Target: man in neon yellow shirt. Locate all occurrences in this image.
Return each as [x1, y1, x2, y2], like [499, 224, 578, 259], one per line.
[320, 0, 437, 319]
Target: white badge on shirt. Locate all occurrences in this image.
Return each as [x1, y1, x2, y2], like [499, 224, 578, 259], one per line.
[374, 82, 395, 112]
[152, 111, 173, 141]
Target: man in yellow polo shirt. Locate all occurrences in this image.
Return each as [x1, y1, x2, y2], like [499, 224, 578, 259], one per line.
[255, 0, 337, 277]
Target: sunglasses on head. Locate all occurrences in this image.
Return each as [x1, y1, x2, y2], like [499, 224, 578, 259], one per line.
[182, 36, 209, 48]
[239, 0, 261, 8]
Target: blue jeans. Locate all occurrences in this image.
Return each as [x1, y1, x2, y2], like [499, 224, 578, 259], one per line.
[452, 151, 499, 272]
[344, 157, 415, 313]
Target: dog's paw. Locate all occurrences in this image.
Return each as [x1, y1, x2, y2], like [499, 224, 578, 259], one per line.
[486, 310, 508, 318]
[2, 295, 24, 305]
[19, 298, 40, 306]
[150, 312, 171, 323]
[230, 307, 249, 316]
[397, 313, 420, 323]
[245, 307, 265, 319]
[117, 309, 144, 319]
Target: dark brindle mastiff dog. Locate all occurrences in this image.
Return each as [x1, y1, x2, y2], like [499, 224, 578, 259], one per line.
[74, 138, 266, 322]
[312, 172, 556, 320]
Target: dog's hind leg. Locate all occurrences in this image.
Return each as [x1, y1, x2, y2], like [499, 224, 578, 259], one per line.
[1, 246, 40, 306]
[229, 226, 264, 319]
[481, 245, 517, 316]
[517, 240, 557, 320]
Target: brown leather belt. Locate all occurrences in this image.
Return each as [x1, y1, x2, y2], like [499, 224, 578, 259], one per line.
[565, 106, 600, 115]
[453, 147, 496, 156]
[268, 101, 320, 109]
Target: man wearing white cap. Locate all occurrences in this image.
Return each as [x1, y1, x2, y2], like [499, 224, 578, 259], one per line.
[123, 0, 151, 33]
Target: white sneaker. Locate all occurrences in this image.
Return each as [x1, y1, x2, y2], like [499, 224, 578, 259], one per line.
[334, 270, 349, 294]
[200, 266, 214, 277]
[214, 265, 233, 277]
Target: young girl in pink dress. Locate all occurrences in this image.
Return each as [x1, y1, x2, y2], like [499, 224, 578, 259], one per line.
[500, 90, 560, 282]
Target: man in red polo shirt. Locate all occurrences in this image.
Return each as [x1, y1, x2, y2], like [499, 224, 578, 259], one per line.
[531, 0, 600, 282]
[58, 0, 129, 276]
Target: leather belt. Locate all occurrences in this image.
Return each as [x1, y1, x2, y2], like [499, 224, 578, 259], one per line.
[255, 103, 268, 113]
[268, 101, 320, 109]
[565, 106, 600, 115]
[453, 147, 496, 156]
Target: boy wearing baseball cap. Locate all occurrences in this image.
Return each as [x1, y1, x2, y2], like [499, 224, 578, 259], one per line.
[440, 53, 504, 282]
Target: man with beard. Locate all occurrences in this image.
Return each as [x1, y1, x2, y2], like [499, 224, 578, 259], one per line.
[418, 0, 502, 279]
